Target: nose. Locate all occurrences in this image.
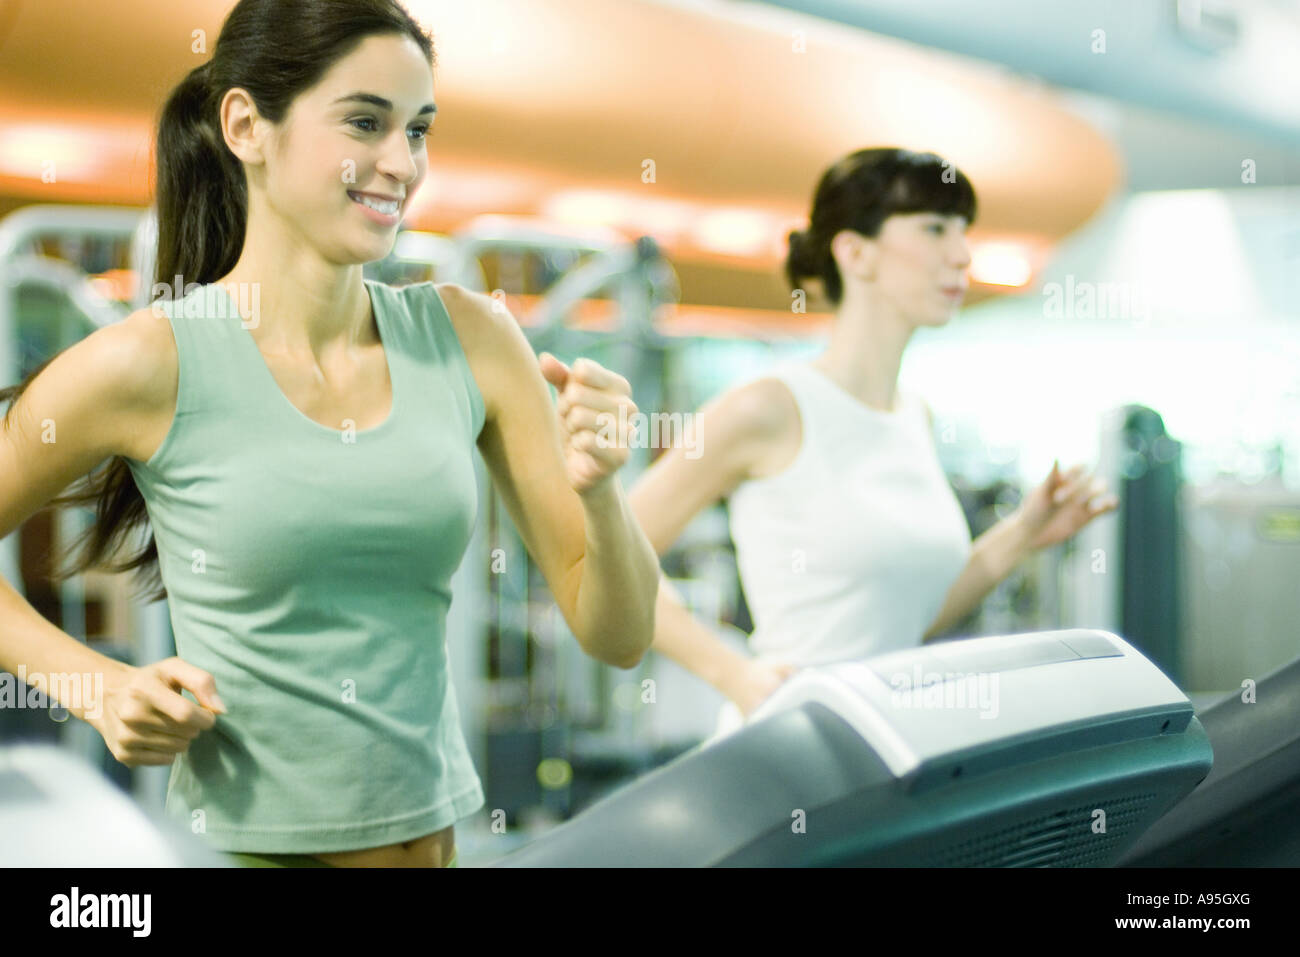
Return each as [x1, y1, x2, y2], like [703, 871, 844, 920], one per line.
[376, 129, 420, 190]
[950, 232, 972, 270]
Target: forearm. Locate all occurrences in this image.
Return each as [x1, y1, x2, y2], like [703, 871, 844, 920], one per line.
[570, 479, 660, 668]
[922, 512, 1036, 642]
[650, 576, 751, 697]
[0, 575, 129, 723]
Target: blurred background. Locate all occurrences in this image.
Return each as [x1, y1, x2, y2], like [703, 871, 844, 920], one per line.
[1, 0, 1298, 865]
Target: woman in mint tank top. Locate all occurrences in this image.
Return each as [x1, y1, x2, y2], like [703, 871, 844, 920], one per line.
[628, 148, 1120, 739]
[0, 0, 659, 868]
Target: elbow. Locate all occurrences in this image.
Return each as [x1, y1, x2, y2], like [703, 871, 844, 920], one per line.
[585, 611, 656, 670]
[585, 641, 646, 671]
[606, 623, 656, 670]
[574, 548, 660, 669]
[612, 649, 646, 671]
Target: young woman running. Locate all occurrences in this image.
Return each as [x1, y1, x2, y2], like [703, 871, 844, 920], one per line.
[629, 148, 1119, 740]
[0, 0, 658, 867]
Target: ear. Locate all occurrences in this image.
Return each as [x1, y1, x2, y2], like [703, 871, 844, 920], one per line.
[831, 228, 876, 283]
[218, 87, 268, 165]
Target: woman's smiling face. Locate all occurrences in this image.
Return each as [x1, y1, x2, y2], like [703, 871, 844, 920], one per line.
[257, 31, 435, 264]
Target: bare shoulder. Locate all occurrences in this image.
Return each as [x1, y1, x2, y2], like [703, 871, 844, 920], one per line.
[727, 375, 799, 435]
[114, 305, 178, 398]
[0, 304, 177, 471]
[118, 303, 180, 374]
[696, 373, 801, 482]
[432, 282, 531, 425]
[431, 281, 494, 352]
[77, 306, 179, 461]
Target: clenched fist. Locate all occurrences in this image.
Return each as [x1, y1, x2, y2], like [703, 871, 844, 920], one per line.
[539, 352, 639, 496]
[89, 657, 226, 767]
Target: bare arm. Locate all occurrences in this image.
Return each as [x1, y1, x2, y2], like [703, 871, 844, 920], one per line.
[628, 379, 791, 696]
[444, 285, 658, 669]
[914, 396, 1036, 642]
[651, 575, 752, 695]
[0, 313, 176, 717]
[922, 516, 1036, 642]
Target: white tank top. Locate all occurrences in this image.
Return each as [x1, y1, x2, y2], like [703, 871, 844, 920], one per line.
[725, 360, 973, 668]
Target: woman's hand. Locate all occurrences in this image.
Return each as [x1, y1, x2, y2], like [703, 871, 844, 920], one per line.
[725, 659, 800, 718]
[89, 657, 226, 767]
[1014, 460, 1120, 552]
[539, 352, 639, 497]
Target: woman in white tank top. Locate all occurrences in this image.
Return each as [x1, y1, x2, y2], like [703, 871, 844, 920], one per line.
[628, 148, 1118, 742]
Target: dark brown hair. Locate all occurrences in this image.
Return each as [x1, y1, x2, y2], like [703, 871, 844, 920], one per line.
[0, 0, 435, 601]
[786, 147, 977, 306]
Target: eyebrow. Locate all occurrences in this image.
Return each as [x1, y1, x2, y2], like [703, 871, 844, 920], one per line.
[332, 92, 437, 116]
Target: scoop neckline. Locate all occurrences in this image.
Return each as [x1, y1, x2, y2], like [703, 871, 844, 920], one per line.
[208, 279, 399, 439]
[796, 361, 906, 418]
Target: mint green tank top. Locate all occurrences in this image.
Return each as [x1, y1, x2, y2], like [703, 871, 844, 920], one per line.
[125, 279, 486, 854]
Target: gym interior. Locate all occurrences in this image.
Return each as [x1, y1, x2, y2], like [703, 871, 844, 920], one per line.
[1, 0, 1298, 869]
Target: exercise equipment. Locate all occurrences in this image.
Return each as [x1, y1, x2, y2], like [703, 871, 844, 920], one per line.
[493, 628, 1213, 866]
[1115, 404, 1184, 685]
[11, 629, 1300, 867]
[1117, 650, 1300, 866]
[0, 743, 230, 867]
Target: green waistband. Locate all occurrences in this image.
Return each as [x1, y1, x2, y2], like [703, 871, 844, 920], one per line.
[229, 848, 459, 868]
[228, 851, 333, 868]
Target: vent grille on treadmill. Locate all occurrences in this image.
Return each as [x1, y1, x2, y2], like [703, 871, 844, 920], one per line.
[924, 793, 1157, 867]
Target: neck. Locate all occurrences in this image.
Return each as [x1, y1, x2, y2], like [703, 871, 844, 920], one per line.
[812, 284, 914, 412]
[213, 208, 374, 358]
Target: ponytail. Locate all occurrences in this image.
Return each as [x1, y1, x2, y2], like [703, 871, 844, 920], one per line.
[153, 60, 247, 293]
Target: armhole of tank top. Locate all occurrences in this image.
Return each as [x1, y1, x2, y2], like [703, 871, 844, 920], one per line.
[745, 369, 811, 486]
[414, 282, 486, 442]
[136, 301, 190, 474]
[902, 388, 933, 442]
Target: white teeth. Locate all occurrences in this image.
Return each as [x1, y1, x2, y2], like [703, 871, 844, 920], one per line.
[350, 192, 399, 215]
